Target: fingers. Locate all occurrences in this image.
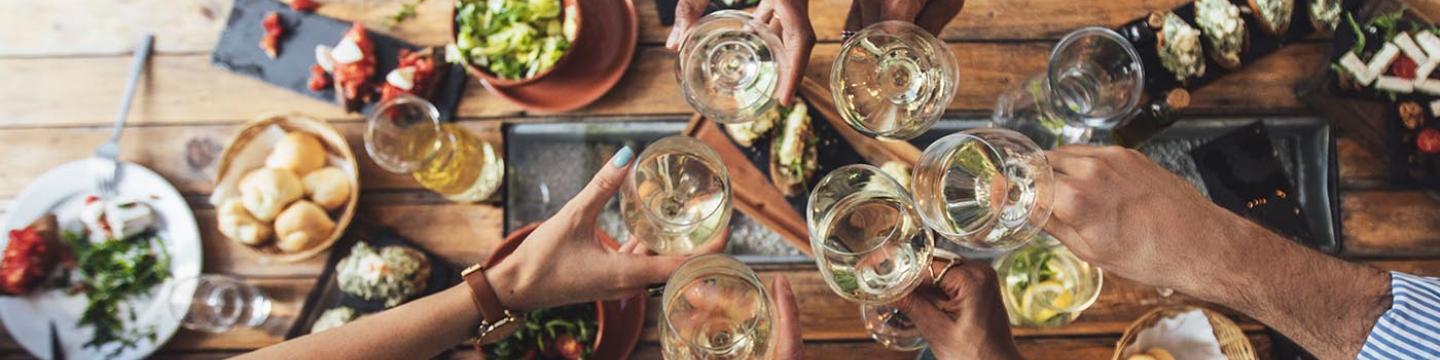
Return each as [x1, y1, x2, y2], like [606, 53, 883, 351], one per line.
[565, 146, 635, 217]
[858, 0, 881, 28]
[667, 0, 709, 50]
[1047, 178, 1084, 230]
[844, 0, 862, 33]
[771, 276, 804, 360]
[878, 0, 925, 23]
[893, 287, 955, 340]
[773, 0, 814, 106]
[912, 0, 964, 35]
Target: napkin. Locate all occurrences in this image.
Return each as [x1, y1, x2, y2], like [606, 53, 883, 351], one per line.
[1119, 309, 1227, 360]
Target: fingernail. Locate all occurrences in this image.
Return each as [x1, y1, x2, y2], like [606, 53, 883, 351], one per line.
[610, 146, 634, 167]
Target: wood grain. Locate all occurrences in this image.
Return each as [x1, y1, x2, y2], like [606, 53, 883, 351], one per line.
[1342, 191, 1440, 257]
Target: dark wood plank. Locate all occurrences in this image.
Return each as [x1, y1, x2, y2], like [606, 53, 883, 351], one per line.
[1341, 191, 1440, 258]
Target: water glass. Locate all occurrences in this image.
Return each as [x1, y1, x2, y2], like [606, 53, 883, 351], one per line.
[994, 27, 1144, 149]
[911, 128, 1054, 251]
[831, 21, 959, 140]
[365, 95, 504, 203]
[661, 254, 773, 360]
[620, 136, 733, 255]
[994, 234, 1103, 327]
[676, 10, 784, 124]
[808, 164, 934, 305]
[165, 274, 273, 333]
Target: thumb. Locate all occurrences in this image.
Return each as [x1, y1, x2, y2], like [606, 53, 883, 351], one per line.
[668, 0, 706, 50]
[771, 276, 804, 360]
[893, 288, 956, 342]
[566, 146, 635, 217]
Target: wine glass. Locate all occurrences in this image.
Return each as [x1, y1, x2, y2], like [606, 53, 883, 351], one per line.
[661, 254, 774, 359]
[831, 21, 959, 140]
[365, 95, 504, 202]
[676, 10, 784, 124]
[620, 135, 733, 255]
[808, 164, 935, 304]
[860, 300, 928, 351]
[911, 128, 1054, 252]
[993, 27, 1145, 149]
[165, 274, 273, 333]
[994, 233, 1103, 327]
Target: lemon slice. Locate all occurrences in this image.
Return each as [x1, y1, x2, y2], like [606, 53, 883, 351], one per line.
[1021, 281, 1074, 324]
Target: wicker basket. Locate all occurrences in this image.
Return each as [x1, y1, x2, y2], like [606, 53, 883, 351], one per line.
[212, 113, 360, 263]
[1113, 306, 1257, 360]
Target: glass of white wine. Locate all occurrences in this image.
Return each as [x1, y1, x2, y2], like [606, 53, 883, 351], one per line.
[808, 164, 934, 305]
[911, 128, 1054, 252]
[364, 95, 504, 203]
[995, 233, 1103, 327]
[860, 302, 927, 351]
[831, 21, 959, 140]
[661, 254, 774, 360]
[620, 136, 733, 255]
[993, 27, 1145, 149]
[676, 10, 784, 124]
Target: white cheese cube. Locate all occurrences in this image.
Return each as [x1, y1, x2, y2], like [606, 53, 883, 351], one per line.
[1430, 99, 1440, 117]
[314, 45, 335, 73]
[331, 38, 364, 64]
[386, 67, 416, 90]
[1395, 32, 1431, 64]
[1377, 76, 1415, 93]
[1417, 60, 1440, 85]
[1417, 79, 1440, 95]
[1341, 52, 1376, 85]
[1418, 31, 1440, 60]
[1367, 43, 1402, 78]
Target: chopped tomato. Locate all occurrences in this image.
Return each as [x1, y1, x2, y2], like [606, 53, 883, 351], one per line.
[1419, 128, 1440, 154]
[260, 12, 284, 58]
[333, 23, 376, 104]
[1, 226, 53, 295]
[553, 333, 584, 360]
[1392, 56, 1418, 79]
[380, 48, 439, 102]
[291, 0, 319, 12]
[307, 64, 331, 91]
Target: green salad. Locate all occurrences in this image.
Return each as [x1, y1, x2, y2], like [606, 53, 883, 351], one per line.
[61, 230, 171, 354]
[484, 303, 598, 360]
[453, 0, 575, 80]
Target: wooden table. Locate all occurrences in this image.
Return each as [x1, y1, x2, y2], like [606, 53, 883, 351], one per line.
[3, 0, 1440, 358]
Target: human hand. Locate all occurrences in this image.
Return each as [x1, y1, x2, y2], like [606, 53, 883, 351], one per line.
[666, 0, 815, 106]
[1042, 145, 1254, 296]
[845, 0, 965, 36]
[895, 258, 1022, 360]
[770, 276, 804, 359]
[486, 147, 689, 311]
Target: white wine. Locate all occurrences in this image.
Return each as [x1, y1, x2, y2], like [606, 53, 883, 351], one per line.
[662, 255, 772, 360]
[814, 193, 931, 304]
[913, 129, 1053, 251]
[621, 137, 732, 255]
[831, 21, 957, 140]
[678, 10, 782, 124]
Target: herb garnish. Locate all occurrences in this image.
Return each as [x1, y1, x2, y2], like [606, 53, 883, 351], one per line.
[61, 230, 171, 355]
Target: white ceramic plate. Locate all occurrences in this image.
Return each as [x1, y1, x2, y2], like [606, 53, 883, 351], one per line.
[0, 160, 202, 360]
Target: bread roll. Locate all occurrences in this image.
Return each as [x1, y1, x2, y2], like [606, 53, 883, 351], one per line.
[303, 167, 352, 211]
[218, 199, 272, 246]
[274, 200, 336, 253]
[266, 132, 327, 176]
[240, 168, 304, 222]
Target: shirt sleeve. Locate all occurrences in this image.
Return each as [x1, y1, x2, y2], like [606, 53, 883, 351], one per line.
[1358, 272, 1440, 360]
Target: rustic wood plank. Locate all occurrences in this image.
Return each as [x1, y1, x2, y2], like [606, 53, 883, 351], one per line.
[1342, 191, 1440, 258]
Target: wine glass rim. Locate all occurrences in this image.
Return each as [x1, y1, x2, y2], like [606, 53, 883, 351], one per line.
[829, 20, 957, 140]
[660, 254, 772, 355]
[1018, 238, 1104, 315]
[364, 94, 444, 174]
[675, 10, 784, 124]
[625, 136, 732, 229]
[912, 132, 1009, 240]
[1045, 26, 1144, 120]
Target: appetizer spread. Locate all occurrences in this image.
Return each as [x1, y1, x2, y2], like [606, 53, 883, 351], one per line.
[1247, 0, 1294, 36]
[1157, 12, 1206, 83]
[336, 242, 430, 308]
[724, 105, 781, 147]
[1333, 16, 1440, 98]
[310, 306, 359, 333]
[332, 23, 377, 111]
[260, 12, 284, 59]
[1309, 0, 1343, 33]
[1194, 0, 1246, 69]
[380, 48, 443, 102]
[219, 131, 350, 254]
[770, 100, 819, 196]
[1, 215, 61, 295]
[452, 0, 575, 80]
[483, 303, 598, 360]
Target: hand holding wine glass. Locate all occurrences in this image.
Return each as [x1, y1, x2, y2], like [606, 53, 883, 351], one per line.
[894, 259, 1022, 360]
[845, 0, 966, 36]
[666, 0, 815, 106]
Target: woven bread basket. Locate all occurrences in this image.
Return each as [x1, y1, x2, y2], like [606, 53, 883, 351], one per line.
[1113, 306, 1257, 360]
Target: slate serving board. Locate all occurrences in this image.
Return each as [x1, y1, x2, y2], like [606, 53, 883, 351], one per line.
[212, 0, 467, 120]
[284, 222, 462, 340]
[716, 98, 868, 215]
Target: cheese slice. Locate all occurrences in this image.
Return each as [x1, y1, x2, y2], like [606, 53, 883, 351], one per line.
[1395, 32, 1430, 64]
[1417, 60, 1440, 86]
[1431, 99, 1440, 117]
[1417, 79, 1440, 95]
[315, 45, 335, 73]
[1341, 52, 1376, 85]
[1418, 31, 1440, 60]
[1377, 75, 1415, 93]
[386, 67, 416, 90]
[1367, 43, 1401, 78]
[331, 38, 363, 64]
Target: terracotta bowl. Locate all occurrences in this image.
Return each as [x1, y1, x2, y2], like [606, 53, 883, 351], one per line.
[453, 0, 584, 88]
[481, 222, 645, 359]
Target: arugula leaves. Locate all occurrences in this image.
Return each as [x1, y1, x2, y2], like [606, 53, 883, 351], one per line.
[61, 230, 171, 355]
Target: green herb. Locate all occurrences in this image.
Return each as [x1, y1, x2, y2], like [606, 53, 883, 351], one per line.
[61, 230, 171, 355]
[454, 0, 573, 79]
[484, 303, 597, 360]
[1345, 12, 1365, 55]
[1367, 11, 1406, 43]
[387, 0, 426, 27]
[831, 266, 860, 294]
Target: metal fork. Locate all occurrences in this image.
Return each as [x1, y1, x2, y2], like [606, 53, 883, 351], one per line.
[93, 34, 155, 198]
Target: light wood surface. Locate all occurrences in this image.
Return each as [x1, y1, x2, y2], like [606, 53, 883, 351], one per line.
[1, 0, 1438, 358]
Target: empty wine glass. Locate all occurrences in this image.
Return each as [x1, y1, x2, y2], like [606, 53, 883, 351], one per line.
[808, 164, 935, 305]
[831, 21, 959, 140]
[620, 136, 733, 255]
[911, 128, 1054, 251]
[165, 274, 273, 333]
[677, 10, 784, 124]
[661, 254, 774, 359]
[994, 233, 1103, 327]
[993, 27, 1144, 149]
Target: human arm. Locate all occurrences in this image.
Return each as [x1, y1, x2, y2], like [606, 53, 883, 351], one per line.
[1042, 145, 1391, 360]
[894, 258, 1023, 360]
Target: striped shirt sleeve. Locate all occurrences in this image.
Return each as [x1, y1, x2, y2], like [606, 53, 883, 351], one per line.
[1358, 272, 1440, 360]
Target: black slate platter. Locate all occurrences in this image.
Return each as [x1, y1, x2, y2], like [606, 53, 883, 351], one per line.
[1191, 122, 1315, 244]
[212, 0, 467, 120]
[284, 222, 462, 340]
[718, 98, 867, 215]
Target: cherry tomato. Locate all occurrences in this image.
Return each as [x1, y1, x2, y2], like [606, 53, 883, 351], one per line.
[1392, 56, 1418, 79]
[553, 333, 584, 360]
[1419, 128, 1440, 154]
[291, 0, 319, 12]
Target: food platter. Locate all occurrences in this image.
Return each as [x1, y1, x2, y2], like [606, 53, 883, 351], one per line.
[0, 160, 202, 360]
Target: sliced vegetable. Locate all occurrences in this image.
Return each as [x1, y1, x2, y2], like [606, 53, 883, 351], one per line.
[453, 0, 572, 79]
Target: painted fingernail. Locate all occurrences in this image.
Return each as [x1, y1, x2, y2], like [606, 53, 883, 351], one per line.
[610, 146, 634, 167]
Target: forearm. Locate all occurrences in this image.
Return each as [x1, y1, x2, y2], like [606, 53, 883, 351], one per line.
[238, 285, 481, 360]
[1185, 216, 1390, 360]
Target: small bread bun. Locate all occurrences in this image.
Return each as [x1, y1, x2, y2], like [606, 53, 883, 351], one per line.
[266, 132, 328, 176]
[1146, 348, 1176, 360]
[240, 168, 304, 222]
[303, 167, 352, 211]
[274, 200, 336, 253]
[218, 199, 272, 246]
[1126, 355, 1157, 360]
